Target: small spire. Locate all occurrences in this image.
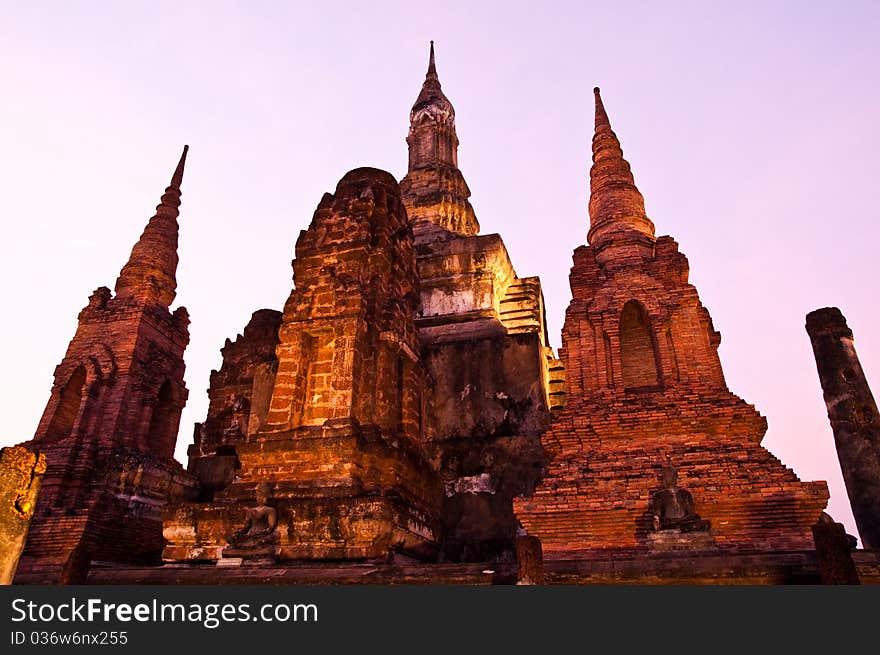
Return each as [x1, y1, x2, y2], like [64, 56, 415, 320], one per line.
[427, 41, 437, 78]
[114, 146, 189, 307]
[593, 87, 609, 129]
[586, 89, 655, 254]
[170, 144, 188, 189]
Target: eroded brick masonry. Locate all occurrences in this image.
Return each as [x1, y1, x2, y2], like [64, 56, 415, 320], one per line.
[14, 47, 879, 584]
[15, 149, 197, 583]
[513, 90, 830, 575]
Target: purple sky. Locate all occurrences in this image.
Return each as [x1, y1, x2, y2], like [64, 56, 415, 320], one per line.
[2, 1, 878, 542]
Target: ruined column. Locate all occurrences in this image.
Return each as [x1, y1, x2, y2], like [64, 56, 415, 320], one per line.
[806, 307, 880, 549]
[0, 446, 46, 584]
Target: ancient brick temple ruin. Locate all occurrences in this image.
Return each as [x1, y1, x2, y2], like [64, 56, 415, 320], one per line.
[13, 45, 880, 583]
[162, 42, 560, 568]
[512, 89, 834, 581]
[14, 148, 197, 583]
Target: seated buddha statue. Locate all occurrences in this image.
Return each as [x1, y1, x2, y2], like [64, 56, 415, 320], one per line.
[228, 483, 278, 548]
[648, 463, 711, 533]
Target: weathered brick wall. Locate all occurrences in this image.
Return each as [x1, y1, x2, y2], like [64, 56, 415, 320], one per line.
[186, 309, 281, 499]
[164, 167, 442, 563]
[266, 168, 423, 436]
[422, 332, 550, 561]
[198, 308, 281, 447]
[517, 409, 828, 555]
[561, 238, 726, 398]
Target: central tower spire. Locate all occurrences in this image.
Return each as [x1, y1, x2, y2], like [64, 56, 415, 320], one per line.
[400, 42, 479, 241]
[408, 41, 457, 169]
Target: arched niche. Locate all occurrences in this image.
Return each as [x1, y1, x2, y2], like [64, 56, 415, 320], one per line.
[44, 365, 87, 441]
[619, 300, 661, 390]
[147, 379, 176, 454]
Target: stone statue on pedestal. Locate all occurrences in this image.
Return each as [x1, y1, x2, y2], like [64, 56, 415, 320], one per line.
[648, 463, 711, 533]
[228, 483, 278, 549]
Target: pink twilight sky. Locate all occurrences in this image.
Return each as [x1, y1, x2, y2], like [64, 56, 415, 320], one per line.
[2, 1, 878, 542]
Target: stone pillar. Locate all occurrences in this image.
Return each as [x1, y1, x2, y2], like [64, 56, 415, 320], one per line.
[806, 307, 880, 549]
[516, 535, 545, 585]
[0, 446, 46, 584]
[812, 513, 859, 584]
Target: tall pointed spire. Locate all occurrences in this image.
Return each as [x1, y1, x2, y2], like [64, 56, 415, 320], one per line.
[114, 145, 189, 307]
[171, 144, 188, 189]
[427, 40, 437, 78]
[412, 41, 453, 121]
[594, 86, 610, 129]
[401, 42, 479, 240]
[587, 88, 655, 261]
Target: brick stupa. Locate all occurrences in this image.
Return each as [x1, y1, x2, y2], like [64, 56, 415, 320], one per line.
[15, 148, 197, 583]
[513, 89, 829, 565]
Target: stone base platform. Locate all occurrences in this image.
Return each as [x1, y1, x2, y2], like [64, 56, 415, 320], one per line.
[66, 550, 880, 585]
[162, 421, 442, 564]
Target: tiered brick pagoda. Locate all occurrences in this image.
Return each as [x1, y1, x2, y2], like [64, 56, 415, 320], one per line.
[513, 89, 830, 578]
[14, 148, 197, 583]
